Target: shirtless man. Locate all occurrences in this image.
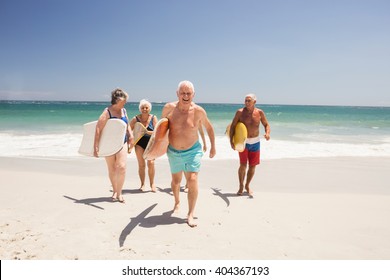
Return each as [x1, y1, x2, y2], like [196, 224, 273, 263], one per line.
[229, 93, 270, 197]
[162, 80, 216, 227]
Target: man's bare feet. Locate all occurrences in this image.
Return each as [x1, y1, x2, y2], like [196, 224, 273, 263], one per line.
[245, 187, 253, 198]
[237, 186, 244, 196]
[173, 202, 180, 213]
[151, 184, 157, 193]
[139, 185, 145, 192]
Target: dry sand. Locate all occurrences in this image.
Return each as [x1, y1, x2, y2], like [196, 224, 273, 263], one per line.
[1, 156, 389, 260]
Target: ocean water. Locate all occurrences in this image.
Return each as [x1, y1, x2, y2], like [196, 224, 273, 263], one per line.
[1, 100, 390, 160]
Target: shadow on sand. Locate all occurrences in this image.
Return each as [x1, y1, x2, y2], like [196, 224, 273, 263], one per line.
[63, 195, 113, 210]
[211, 187, 253, 207]
[119, 203, 186, 247]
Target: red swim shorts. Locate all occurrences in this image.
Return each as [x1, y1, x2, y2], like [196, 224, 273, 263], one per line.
[239, 141, 260, 166]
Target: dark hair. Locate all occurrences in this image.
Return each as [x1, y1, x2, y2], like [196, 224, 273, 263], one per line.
[111, 88, 128, 105]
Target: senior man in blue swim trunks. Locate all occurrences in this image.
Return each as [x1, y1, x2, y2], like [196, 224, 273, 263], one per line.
[229, 93, 271, 197]
[162, 80, 216, 227]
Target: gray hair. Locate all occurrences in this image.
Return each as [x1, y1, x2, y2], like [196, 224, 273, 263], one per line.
[177, 80, 195, 93]
[245, 93, 257, 101]
[111, 88, 128, 104]
[138, 99, 152, 112]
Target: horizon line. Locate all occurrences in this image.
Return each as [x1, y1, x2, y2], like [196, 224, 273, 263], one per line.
[1, 99, 389, 108]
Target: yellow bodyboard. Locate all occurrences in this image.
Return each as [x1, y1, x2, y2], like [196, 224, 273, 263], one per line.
[233, 122, 248, 152]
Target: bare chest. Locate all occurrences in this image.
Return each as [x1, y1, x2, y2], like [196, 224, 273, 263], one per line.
[240, 111, 261, 127]
[169, 109, 198, 131]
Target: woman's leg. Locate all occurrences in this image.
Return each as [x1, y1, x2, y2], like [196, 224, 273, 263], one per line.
[135, 145, 146, 190]
[105, 155, 117, 199]
[147, 160, 156, 192]
[115, 145, 128, 202]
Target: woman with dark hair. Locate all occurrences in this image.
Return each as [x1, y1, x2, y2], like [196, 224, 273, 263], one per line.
[93, 88, 134, 203]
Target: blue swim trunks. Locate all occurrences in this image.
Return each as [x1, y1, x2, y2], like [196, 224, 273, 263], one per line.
[167, 141, 204, 174]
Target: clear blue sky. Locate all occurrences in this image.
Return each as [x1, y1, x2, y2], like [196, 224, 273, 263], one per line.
[1, 0, 389, 106]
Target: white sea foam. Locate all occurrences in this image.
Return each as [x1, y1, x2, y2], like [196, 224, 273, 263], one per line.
[1, 133, 389, 160]
[208, 136, 390, 160]
[0, 133, 82, 158]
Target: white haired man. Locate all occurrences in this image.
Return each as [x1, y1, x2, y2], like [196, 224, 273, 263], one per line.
[229, 93, 270, 197]
[162, 80, 216, 227]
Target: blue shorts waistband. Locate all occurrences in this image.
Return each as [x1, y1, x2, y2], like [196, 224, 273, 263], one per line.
[168, 141, 201, 153]
[245, 141, 260, 152]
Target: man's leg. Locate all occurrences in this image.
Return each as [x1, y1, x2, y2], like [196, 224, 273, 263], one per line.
[185, 172, 198, 227]
[245, 165, 256, 197]
[171, 172, 182, 212]
[244, 148, 260, 197]
[238, 163, 247, 195]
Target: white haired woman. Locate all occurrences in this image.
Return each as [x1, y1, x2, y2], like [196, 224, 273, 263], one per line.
[129, 99, 158, 192]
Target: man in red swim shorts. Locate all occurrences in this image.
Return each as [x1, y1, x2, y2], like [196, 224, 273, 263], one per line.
[229, 94, 271, 197]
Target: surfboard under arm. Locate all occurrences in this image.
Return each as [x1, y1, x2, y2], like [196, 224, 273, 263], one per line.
[143, 118, 169, 160]
[225, 122, 248, 152]
[133, 122, 148, 145]
[78, 119, 127, 157]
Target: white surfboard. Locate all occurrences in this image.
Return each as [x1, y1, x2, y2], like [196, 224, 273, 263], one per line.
[78, 119, 127, 157]
[133, 122, 148, 145]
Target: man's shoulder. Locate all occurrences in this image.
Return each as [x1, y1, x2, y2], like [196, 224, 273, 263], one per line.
[192, 102, 201, 109]
[163, 101, 177, 111]
[161, 102, 177, 118]
[236, 108, 244, 114]
[255, 107, 265, 114]
[164, 101, 177, 107]
[192, 103, 207, 114]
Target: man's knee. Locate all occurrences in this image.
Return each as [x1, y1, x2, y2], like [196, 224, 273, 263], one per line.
[239, 163, 247, 170]
[186, 173, 198, 186]
[248, 165, 257, 174]
[171, 173, 182, 185]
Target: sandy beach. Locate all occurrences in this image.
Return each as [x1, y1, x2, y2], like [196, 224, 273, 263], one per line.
[1, 156, 389, 260]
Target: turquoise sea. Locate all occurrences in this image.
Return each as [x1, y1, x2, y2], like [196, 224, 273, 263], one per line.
[1, 100, 390, 159]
